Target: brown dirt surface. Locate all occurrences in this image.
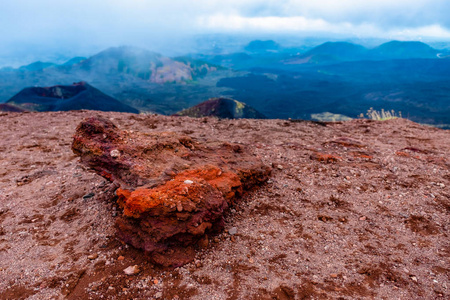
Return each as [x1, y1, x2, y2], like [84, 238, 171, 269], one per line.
[0, 110, 448, 299]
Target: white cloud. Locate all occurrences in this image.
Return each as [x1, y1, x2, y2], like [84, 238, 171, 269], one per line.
[0, 0, 450, 53]
[197, 15, 332, 32]
[390, 24, 450, 40]
[197, 14, 450, 40]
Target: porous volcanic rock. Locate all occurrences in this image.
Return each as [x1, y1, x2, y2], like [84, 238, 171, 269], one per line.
[72, 116, 271, 266]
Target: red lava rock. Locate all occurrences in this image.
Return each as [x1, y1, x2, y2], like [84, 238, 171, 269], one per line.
[72, 116, 271, 267]
[310, 152, 342, 163]
[395, 151, 411, 157]
[350, 151, 374, 160]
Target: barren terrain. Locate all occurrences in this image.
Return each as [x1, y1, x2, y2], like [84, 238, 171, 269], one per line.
[0, 111, 448, 299]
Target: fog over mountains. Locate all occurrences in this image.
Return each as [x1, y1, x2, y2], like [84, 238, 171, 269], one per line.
[1, 39, 449, 128]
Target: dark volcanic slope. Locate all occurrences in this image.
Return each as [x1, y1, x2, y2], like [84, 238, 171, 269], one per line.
[6, 81, 139, 113]
[0, 111, 448, 300]
[0, 103, 26, 112]
[303, 41, 368, 61]
[370, 41, 438, 59]
[173, 97, 267, 119]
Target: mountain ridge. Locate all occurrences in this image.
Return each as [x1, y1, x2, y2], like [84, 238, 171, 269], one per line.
[7, 81, 139, 113]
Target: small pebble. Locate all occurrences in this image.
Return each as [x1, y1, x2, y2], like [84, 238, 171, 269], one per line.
[83, 192, 95, 200]
[277, 165, 283, 170]
[410, 276, 418, 282]
[153, 279, 159, 285]
[176, 202, 183, 212]
[110, 149, 120, 158]
[118, 256, 125, 261]
[88, 253, 98, 260]
[330, 273, 338, 278]
[359, 216, 367, 221]
[184, 180, 194, 184]
[228, 227, 237, 235]
[249, 258, 254, 264]
[123, 265, 140, 275]
[155, 292, 163, 299]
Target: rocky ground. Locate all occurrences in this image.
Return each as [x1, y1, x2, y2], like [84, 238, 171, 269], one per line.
[0, 111, 448, 299]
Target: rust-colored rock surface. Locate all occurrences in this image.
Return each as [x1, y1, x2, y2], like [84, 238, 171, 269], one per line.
[72, 116, 271, 266]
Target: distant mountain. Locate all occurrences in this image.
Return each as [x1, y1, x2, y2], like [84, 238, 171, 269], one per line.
[245, 40, 281, 52]
[61, 56, 87, 66]
[0, 103, 26, 112]
[19, 61, 56, 71]
[369, 41, 438, 59]
[285, 41, 440, 64]
[284, 42, 368, 64]
[6, 46, 218, 84]
[77, 46, 217, 83]
[7, 81, 138, 113]
[78, 46, 162, 79]
[173, 97, 267, 119]
[303, 42, 368, 61]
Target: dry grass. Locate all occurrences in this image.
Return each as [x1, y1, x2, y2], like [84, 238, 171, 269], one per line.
[360, 108, 402, 121]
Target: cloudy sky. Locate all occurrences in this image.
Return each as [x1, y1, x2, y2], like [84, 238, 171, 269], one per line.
[1, 0, 450, 65]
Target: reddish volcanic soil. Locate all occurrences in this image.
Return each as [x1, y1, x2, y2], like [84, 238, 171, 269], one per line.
[0, 111, 449, 300]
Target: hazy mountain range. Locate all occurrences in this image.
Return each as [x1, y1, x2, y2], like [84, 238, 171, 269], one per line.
[1, 40, 449, 128]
